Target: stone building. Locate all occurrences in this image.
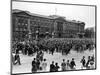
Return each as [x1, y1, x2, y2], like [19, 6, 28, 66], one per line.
[12, 9, 85, 42]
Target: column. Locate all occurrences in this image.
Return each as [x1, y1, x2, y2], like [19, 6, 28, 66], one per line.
[15, 17, 18, 41]
[36, 30, 39, 40]
[15, 17, 18, 30]
[54, 20, 57, 38]
[28, 18, 31, 42]
[52, 32, 54, 38]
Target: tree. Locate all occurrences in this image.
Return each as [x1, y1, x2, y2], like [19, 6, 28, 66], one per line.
[84, 27, 95, 38]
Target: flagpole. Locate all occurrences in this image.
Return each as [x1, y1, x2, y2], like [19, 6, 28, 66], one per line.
[55, 8, 57, 15]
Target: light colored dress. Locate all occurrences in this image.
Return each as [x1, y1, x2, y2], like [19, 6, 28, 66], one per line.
[66, 62, 70, 70]
[42, 61, 47, 71]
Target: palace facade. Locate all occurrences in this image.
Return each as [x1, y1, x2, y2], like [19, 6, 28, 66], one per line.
[12, 9, 85, 42]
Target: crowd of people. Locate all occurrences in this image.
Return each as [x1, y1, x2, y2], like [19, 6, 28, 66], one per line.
[12, 38, 95, 72]
[31, 57, 47, 73]
[31, 55, 95, 73]
[12, 38, 95, 56]
[39, 38, 95, 54]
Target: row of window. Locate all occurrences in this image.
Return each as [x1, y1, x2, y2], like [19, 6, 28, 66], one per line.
[30, 17, 53, 23]
[18, 18, 28, 24]
[30, 21, 52, 27]
[15, 27, 28, 31]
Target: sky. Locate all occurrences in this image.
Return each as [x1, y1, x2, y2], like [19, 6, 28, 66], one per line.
[12, 1, 96, 28]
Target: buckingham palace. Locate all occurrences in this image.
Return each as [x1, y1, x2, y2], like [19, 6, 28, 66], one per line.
[12, 9, 85, 42]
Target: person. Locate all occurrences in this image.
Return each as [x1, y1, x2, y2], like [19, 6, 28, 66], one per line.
[55, 62, 60, 72]
[61, 59, 66, 71]
[32, 58, 36, 67]
[36, 52, 40, 61]
[14, 53, 21, 65]
[40, 51, 44, 61]
[28, 47, 33, 56]
[89, 55, 95, 69]
[86, 56, 91, 69]
[91, 55, 94, 62]
[41, 59, 47, 71]
[51, 47, 55, 55]
[80, 56, 86, 69]
[15, 48, 19, 54]
[50, 61, 55, 72]
[31, 58, 37, 73]
[89, 60, 94, 69]
[24, 44, 29, 55]
[36, 59, 40, 70]
[70, 58, 76, 70]
[66, 60, 70, 70]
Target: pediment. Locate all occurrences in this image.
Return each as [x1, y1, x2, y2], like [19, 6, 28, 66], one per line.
[55, 17, 66, 22]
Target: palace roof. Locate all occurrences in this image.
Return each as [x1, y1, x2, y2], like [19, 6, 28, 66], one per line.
[12, 9, 85, 24]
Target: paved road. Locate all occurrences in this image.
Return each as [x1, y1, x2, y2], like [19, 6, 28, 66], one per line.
[12, 49, 95, 74]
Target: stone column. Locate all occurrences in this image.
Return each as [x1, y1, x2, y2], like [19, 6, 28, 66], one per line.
[36, 30, 39, 40]
[52, 32, 54, 38]
[15, 17, 18, 27]
[28, 18, 31, 42]
[14, 17, 18, 41]
[63, 22, 66, 38]
[54, 20, 57, 38]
